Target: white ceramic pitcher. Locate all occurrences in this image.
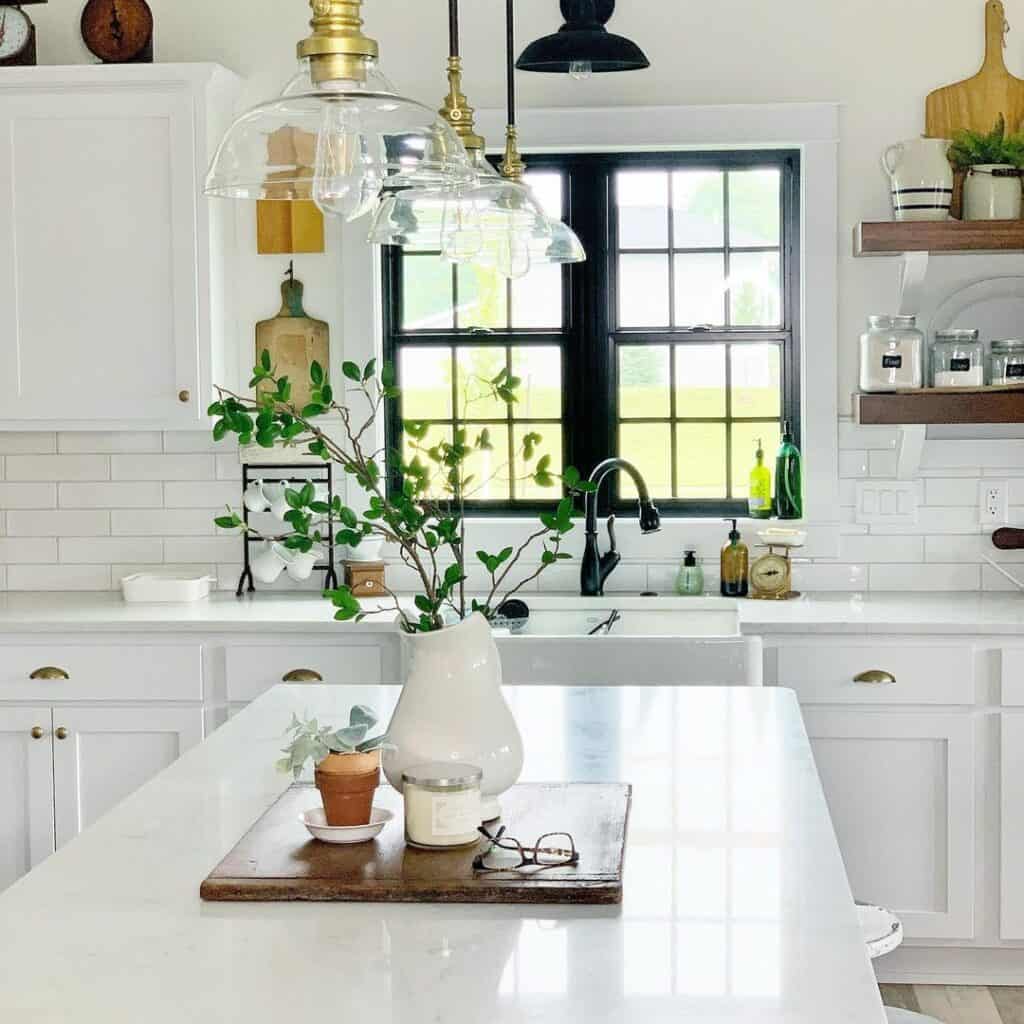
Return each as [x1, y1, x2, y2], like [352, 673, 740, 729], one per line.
[883, 137, 953, 222]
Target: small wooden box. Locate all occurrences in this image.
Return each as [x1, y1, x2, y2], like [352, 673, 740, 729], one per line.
[345, 560, 386, 597]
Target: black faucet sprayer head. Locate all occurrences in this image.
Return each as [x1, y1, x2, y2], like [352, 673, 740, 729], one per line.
[639, 499, 661, 534]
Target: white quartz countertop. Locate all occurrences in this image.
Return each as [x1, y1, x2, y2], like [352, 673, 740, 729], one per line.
[0, 589, 1020, 634]
[0, 684, 885, 1024]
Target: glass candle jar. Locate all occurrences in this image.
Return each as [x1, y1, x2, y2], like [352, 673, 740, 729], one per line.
[402, 762, 482, 849]
[931, 329, 984, 388]
[859, 315, 924, 392]
[990, 339, 1024, 387]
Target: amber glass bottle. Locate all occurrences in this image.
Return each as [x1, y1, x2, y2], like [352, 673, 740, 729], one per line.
[720, 519, 749, 598]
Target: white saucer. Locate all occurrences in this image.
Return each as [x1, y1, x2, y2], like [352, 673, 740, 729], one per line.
[300, 806, 393, 844]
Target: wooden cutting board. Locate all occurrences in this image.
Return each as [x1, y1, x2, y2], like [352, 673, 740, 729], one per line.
[200, 782, 631, 905]
[926, 0, 1024, 138]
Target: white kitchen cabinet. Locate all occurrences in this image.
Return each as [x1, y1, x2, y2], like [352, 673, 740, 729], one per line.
[0, 65, 238, 429]
[0, 708, 54, 891]
[803, 708, 975, 941]
[51, 706, 203, 847]
[1001, 712, 1024, 939]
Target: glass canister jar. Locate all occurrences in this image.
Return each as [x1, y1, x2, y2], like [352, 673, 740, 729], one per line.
[402, 762, 482, 849]
[990, 339, 1024, 387]
[931, 329, 985, 388]
[859, 315, 924, 392]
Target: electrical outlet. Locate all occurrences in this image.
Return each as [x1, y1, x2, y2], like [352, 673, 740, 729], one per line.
[979, 481, 1008, 525]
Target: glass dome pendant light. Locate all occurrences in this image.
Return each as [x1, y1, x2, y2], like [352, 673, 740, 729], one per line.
[516, 0, 650, 80]
[203, 0, 476, 222]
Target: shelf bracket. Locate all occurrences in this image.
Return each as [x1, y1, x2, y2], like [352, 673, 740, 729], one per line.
[898, 251, 929, 315]
[895, 424, 927, 480]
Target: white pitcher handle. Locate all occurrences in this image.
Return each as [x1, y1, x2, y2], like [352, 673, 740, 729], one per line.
[882, 143, 903, 178]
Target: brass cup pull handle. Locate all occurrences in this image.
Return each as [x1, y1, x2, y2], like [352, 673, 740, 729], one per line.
[854, 670, 896, 685]
[30, 726, 44, 740]
[282, 669, 324, 683]
[55, 727, 68, 741]
[30, 666, 70, 681]
[178, 390, 191, 403]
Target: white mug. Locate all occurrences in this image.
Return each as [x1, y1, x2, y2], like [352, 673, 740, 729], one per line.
[883, 137, 953, 222]
[261, 480, 286, 506]
[242, 479, 270, 513]
[278, 544, 324, 582]
[251, 541, 286, 584]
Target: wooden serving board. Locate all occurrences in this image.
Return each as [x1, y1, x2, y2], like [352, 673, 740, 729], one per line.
[926, 0, 1024, 138]
[200, 782, 631, 905]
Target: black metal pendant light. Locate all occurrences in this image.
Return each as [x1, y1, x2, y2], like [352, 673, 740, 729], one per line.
[516, 0, 649, 77]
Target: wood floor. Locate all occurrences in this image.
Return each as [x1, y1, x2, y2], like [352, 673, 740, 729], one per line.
[881, 986, 1024, 1024]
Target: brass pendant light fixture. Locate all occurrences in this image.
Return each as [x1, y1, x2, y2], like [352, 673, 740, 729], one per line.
[204, 0, 475, 220]
[368, 0, 584, 280]
[516, 0, 649, 80]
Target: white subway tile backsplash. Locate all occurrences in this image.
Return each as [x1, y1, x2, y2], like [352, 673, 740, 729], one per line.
[838, 450, 869, 478]
[794, 562, 868, 591]
[922, 440, 1024, 470]
[871, 506, 980, 536]
[163, 431, 233, 454]
[838, 422, 898, 452]
[0, 483, 57, 509]
[215, 454, 243, 481]
[0, 565, 6, 590]
[6, 510, 110, 537]
[0, 538, 57, 563]
[163, 481, 240, 509]
[111, 454, 215, 481]
[7, 565, 111, 591]
[869, 563, 980, 591]
[982, 564, 1024, 591]
[925, 478, 982, 507]
[57, 432, 162, 454]
[536, 562, 647, 594]
[59, 537, 162, 564]
[839, 535, 923, 563]
[111, 508, 219, 536]
[59, 482, 163, 508]
[868, 450, 898, 477]
[164, 537, 242, 563]
[6, 455, 109, 482]
[0, 433, 56, 454]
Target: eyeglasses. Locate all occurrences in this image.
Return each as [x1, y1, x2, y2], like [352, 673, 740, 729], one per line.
[472, 825, 580, 874]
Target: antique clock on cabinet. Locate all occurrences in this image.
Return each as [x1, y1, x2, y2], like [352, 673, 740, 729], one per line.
[81, 0, 153, 64]
[0, 2, 47, 67]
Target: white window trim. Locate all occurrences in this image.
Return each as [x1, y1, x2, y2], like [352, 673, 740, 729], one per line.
[341, 102, 840, 559]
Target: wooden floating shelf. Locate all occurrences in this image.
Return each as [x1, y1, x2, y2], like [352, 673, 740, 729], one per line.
[855, 219, 1024, 256]
[856, 389, 1024, 425]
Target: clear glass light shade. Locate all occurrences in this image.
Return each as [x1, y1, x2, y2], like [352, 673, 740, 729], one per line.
[204, 59, 476, 219]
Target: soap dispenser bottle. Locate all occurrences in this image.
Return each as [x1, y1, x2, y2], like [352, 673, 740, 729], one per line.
[775, 421, 803, 520]
[675, 550, 705, 596]
[748, 437, 772, 519]
[720, 519, 749, 598]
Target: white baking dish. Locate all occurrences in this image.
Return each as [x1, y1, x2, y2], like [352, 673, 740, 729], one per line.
[121, 573, 217, 604]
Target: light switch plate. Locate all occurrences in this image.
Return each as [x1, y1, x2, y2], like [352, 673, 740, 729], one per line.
[855, 480, 919, 526]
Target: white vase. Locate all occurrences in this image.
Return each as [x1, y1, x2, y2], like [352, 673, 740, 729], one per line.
[382, 612, 523, 822]
[963, 164, 1023, 220]
[883, 137, 953, 222]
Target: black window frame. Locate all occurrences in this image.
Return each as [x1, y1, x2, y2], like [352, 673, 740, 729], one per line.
[382, 148, 801, 519]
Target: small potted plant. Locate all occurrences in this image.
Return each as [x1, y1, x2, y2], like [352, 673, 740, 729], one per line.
[948, 115, 1024, 220]
[277, 705, 385, 826]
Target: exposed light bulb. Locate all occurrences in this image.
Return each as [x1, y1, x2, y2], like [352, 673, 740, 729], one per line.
[494, 234, 531, 280]
[441, 195, 484, 263]
[312, 102, 384, 222]
[569, 60, 593, 81]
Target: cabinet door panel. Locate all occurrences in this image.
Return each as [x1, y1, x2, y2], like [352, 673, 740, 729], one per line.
[1001, 713, 1024, 938]
[803, 709, 974, 940]
[0, 707, 54, 890]
[52, 706, 203, 846]
[0, 88, 199, 422]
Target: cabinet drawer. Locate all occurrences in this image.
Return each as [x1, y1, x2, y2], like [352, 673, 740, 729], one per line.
[777, 642, 974, 705]
[225, 645, 383, 703]
[1002, 649, 1024, 706]
[0, 645, 202, 702]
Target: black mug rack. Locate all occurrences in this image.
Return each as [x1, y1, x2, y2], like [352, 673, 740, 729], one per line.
[236, 462, 339, 597]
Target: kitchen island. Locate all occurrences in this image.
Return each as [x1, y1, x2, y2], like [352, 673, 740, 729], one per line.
[0, 683, 884, 1023]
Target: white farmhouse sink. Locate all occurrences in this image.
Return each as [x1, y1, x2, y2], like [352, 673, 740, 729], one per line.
[494, 596, 761, 687]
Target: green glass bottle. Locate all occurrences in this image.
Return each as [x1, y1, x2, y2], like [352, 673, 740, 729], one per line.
[774, 421, 803, 520]
[748, 438, 772, 520]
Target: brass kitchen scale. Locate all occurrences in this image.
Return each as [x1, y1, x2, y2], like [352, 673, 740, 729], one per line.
[749, 529, 804, 601]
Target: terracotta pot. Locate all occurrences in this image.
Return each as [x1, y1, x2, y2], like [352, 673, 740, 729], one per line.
[314, 751, 380, 826]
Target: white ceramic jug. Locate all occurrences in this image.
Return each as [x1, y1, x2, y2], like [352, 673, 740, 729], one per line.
[883, 138, 953, 222]
[382, 612, 523, 822]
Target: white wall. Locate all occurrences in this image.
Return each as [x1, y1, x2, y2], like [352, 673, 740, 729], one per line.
[32, 0, 1024, 406]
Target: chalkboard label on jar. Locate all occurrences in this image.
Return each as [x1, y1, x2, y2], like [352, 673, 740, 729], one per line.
[882, 354, 903, 369]
[1007, 363, 1024, 379]
[950, 358, 971, 372]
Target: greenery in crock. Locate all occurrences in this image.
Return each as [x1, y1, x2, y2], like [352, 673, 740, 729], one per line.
[947, 115, 1024, 169]
[209, 351, 594, 633]
[277, 706, 385, 779]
